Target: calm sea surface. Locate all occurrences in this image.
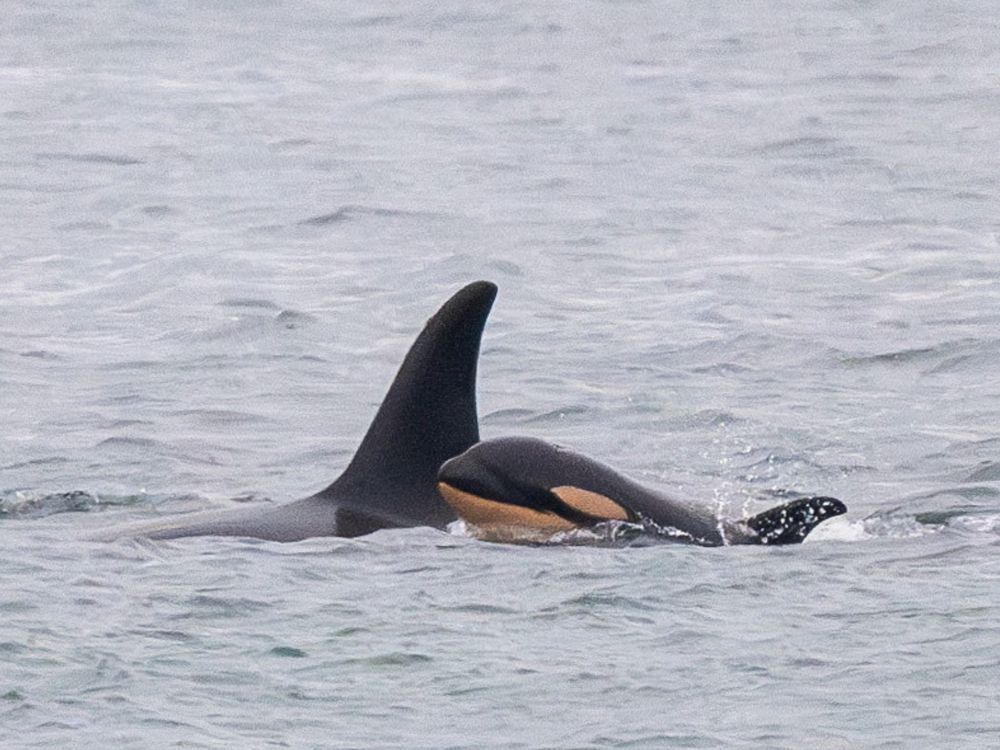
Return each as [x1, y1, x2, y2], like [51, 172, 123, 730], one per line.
[2, 1, 999, 747]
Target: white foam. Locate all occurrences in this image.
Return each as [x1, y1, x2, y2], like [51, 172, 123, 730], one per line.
[802, 517, 870, 543]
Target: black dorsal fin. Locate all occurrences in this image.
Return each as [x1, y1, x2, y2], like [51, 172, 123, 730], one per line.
[316, 281, 497, 529]
[744, 496, 847, 545]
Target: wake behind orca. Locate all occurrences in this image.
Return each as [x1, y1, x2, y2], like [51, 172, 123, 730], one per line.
[96, 281, 497, 542]
[438, 437, 846, 546]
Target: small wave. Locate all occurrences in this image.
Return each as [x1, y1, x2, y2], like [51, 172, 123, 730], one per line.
[36, 151, 144, 166]
[181, 595, 271, 618]
[663, 409, 745, 431]
[19, 350, 63, 361]
[561, 591, 659, 612]
[735, 449, 821, 475]
[965, 462, 1000, 482]
[103, 418, 154, 429]
[432, 603, 519, 615]
[835, 216, 942, 228]
[170, 409, 266, 426]
[689, 362, 754, 375]
[485, 259, 523, 277]
[99, 359, 163, 371]
[0, 490, 143, 519]
[2, 456, 69, 471]
[481, 407, 536, 423]
[218, 298, 281, 310]
[275, 309, 316, 328]
[185, 308, 317, 342]
[859, 501, 1000, 540]
[525, 405, 591, 423]
[839, 345, 942, 367]
[818, 72, 902, 85]
[96, 436, 165, 450]
[344, 13, 399, 28]
[56, 220, 109, 231]
[298, 204, 439, 226]
[754, 136, 855, 159]
[339, 652, 432, 668]
[836, 338, 998, 375]
[949, 513, 1000, 533]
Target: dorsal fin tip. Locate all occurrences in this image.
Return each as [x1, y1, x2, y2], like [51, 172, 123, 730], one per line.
[317, 281, 498, 527]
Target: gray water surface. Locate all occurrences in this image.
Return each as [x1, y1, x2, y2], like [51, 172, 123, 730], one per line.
[2, 1, 999, 747]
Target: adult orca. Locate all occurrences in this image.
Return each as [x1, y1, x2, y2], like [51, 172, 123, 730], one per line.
[437, 437, 846, 545]
[96, 280, 497, 542]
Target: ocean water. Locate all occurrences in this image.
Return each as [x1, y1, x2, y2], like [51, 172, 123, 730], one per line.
[2, 1, 999, 747]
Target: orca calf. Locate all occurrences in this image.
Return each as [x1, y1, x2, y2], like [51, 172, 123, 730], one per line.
[438, 437, 846, 545]
[97, 281, 497, 541]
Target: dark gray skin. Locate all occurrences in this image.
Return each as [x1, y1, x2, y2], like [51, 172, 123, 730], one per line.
[94, 281, 497, 542]
[439, 437, 847, 546]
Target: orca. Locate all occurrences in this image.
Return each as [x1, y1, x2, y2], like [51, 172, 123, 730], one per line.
[96, 281, 497, 541]
[437, 437, 846, 545]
